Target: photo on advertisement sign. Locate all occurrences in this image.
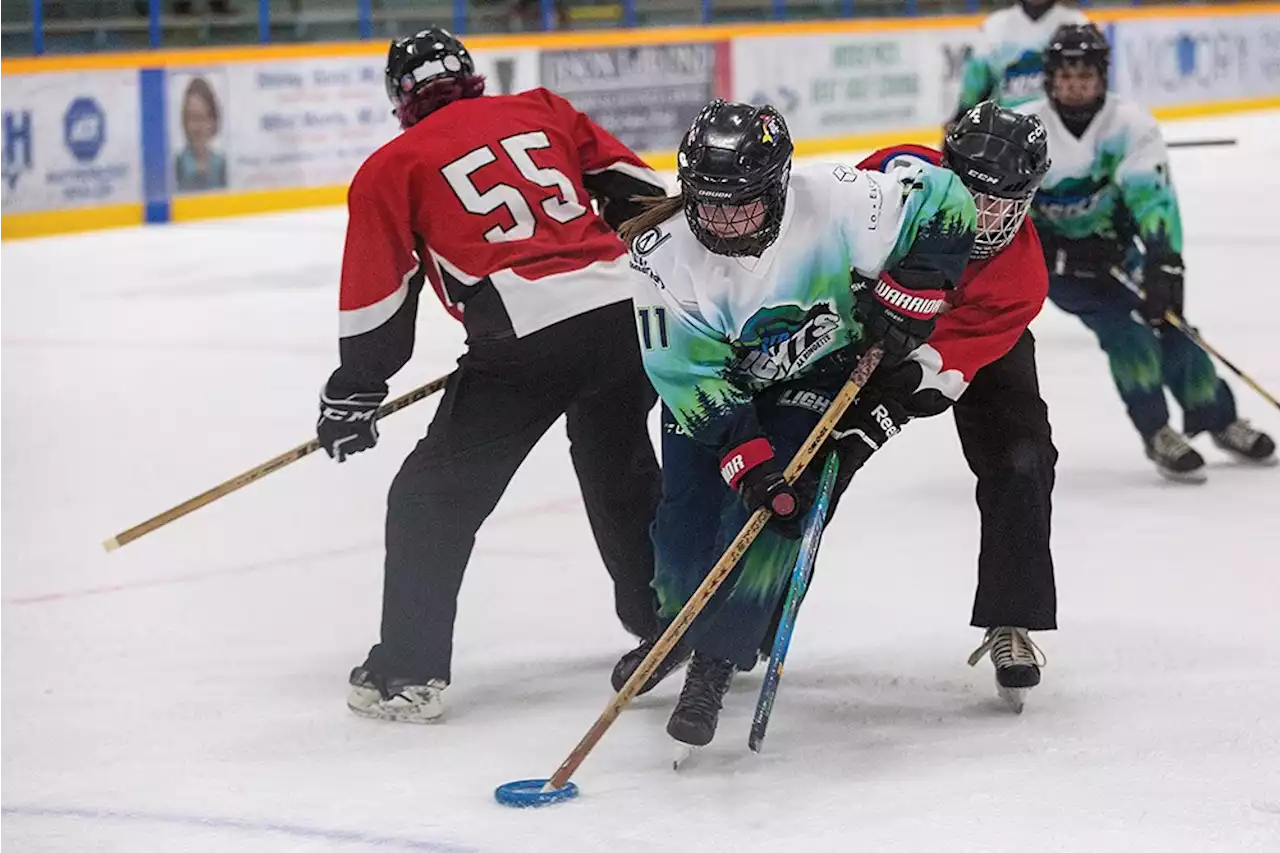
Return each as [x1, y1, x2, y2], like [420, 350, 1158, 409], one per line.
[168, 68, 229, 193]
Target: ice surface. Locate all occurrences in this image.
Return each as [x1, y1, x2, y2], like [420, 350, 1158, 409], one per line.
[4, 112, 1279, 853]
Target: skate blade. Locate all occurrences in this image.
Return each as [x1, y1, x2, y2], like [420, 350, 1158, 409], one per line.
[672, 742, 698, 770]
[997, 685, 1028, 714]
[1155, 465, 1207, 484]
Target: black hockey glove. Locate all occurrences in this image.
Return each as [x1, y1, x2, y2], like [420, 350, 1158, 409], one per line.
[317, 374, 387, 463]
[1041, 234, 1126, 280]
[720, 437, 805, 540]
[1140, 253, 1185, 327]
[852, 268, 948, 365]
[831, 360, 952, 480]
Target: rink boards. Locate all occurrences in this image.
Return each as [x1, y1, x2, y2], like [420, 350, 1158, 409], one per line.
[1, 2, 1278, 239]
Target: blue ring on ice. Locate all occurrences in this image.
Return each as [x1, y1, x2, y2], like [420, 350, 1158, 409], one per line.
[493, 779, 579, 808]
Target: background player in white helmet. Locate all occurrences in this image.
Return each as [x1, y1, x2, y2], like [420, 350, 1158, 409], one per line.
[614, 100, 977, 750]
[1020, 23, 1275, 481]
[950, 0, 1088, 127]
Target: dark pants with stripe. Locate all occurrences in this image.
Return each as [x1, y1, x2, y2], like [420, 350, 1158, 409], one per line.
[955, 330, 1058, 631]
[364, 300, 661, 683]
[1048, 273, 1235, 439]
[650, 376, 847, 671]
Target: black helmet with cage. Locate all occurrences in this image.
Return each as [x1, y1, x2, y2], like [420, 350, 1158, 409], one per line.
[385, 28, 485, 129]
[1043, 22, 1111, 134]
[677, 100, 794, 257]
[943, 101, 1050, 259]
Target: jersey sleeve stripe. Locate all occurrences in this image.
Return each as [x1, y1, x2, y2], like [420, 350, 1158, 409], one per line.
[339, 264, 417, 339]
[584, 160, 666, 191]
[909, 342, 970, 402]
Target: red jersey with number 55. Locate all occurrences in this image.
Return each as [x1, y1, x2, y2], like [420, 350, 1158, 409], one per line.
[336, 87, 664, 387]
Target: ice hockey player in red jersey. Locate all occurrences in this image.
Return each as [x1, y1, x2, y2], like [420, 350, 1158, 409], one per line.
[855, 102, 1057, 710]
[316, 28, 669, 723]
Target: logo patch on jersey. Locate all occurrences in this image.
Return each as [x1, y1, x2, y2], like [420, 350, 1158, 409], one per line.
[832, 164, 859, 184]
[632, 227, 671, 257]
[730, 301, 842, 383]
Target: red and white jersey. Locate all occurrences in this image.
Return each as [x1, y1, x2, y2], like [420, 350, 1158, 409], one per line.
[336, 87, 665, 387]
[858, 144, 1048, 399]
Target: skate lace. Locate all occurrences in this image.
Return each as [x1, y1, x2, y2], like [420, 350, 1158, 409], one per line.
[1151, 426, 1195, 459]
[679, 656, 735, 719]
[967, 627, 1046, 669]
[1216, 419, 1260, 450]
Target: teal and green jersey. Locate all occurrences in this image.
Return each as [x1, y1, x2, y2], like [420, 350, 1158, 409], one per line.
[1018, 96, 1182, 257]
[627, 161, 975, 450]
[954, 3, 1090, 119]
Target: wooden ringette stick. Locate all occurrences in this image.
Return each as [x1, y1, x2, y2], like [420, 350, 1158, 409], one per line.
[1109, 265, 1279, 412]
[541, 346, 884, 793]
[102, 372, 453, 552]
[1160, 312, 1280, 412]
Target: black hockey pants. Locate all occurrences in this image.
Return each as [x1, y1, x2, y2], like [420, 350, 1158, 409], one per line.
[954, 329, 1058, 631]
[364, 300, 662, 683]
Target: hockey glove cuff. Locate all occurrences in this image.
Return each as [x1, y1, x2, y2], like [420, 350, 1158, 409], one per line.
[853, 269, 948, 364]
[721, 438, 804, 539]
[318, 374, 388, 463]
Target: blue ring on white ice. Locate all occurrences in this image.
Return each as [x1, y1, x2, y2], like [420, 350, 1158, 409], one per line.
[493, 779, 579, 808]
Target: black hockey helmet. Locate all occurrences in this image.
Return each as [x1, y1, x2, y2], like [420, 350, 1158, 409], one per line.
[385, 28, 484, 129]
[1044, 22, 1110, 133]
[1018, 0, 1057, 20]
[943, 101, 1050, 258]
[677, 100, 794, 257]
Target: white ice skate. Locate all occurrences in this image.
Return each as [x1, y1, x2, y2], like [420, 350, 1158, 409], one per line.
[1211, 420, 1277, 466]
[1145, 425, 1206, 484]
[346, 666, 446, 724]
[968, 627, 1046, 713]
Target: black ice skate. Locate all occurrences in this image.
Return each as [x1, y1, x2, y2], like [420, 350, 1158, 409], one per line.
[1211, 420, 1277, 466]
[667, 653, 735, 765]
[346, 666, 446, 724]
[968, 627, 1046, 714]
[1144, 425, 1206, 483]
[610, 632, 691, 695]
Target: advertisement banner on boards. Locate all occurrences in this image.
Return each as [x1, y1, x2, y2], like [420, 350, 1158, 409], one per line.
[471, 47, 541, 97]
[540, 43, 719, 153]
[937, 28, 982, 123]
[166, 48, 540, 196]
[1111, 15, 1280, 107]
[1, 70, 141, 213]
[732, 31, 942, 141]
[167, 57, 397, 195]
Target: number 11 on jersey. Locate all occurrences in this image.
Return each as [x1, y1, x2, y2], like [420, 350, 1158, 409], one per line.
[637, 306, 670, 351]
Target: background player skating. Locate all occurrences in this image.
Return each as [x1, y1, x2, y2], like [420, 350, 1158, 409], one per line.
[858, 102, 1056, 710]
[617, 100, 977, 750]
[951, 0, 1088, 126]
[316, 29, 669, 723]
[1021, 24, 1275, 482]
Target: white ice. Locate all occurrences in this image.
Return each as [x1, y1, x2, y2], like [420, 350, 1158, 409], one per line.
[4, 112, 1279, 853]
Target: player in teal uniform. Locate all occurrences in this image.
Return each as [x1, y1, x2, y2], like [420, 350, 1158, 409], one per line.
[952, 0, 1088, 125]
[1020, 24, 1275, 481]
[613, 100, 976, 750]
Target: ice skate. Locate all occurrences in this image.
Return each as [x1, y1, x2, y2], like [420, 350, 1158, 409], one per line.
[346, 666, 446, 723]
[1211, 420, 1277, 466]
[666, 653, 735, 757]
[1144, 425, 1206, 483]
[968, 627, 1046, 713]
[610, 632, 691, 695]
